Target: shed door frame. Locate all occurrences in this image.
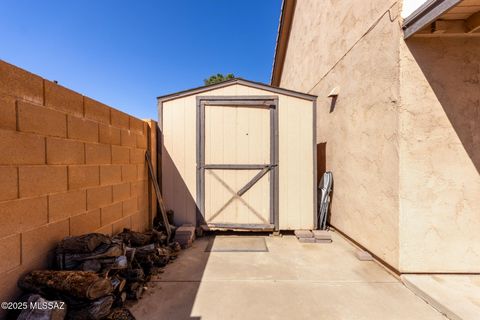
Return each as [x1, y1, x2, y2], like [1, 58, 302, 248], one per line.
[196, 95, 279, 231]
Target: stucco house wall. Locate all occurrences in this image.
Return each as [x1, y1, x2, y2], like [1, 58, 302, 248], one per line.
[279, 0, 403, 269]
[278, 0, 480, 272]
[399, 37, 480, 272]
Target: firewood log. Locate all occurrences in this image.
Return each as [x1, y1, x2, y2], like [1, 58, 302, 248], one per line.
[119, 269, 144, 283]
[151, 229, 167, 244]
[111, 276, 126, 293]
[115, 229, 151, 247]
[66, 295, 113, 320]
[125, 247, 136, 262]
[134, 243, 155, 254]
[17, 294, 67, 320]
[18, 271, 113, 300]
[105, 308, 135, 320]
[112, 292, 127, 308]
[59, 234, 111, 253]
[76, 244, 124, 261]
[57, 244, 124, 270]
[125, 282, 143, 300]
[81, 260, 102, 273]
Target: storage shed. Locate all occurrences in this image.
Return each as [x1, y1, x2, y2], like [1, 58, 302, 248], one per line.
[158, 79, 317, 231]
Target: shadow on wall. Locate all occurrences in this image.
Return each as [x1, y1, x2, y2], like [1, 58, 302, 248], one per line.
[406, 38, 480, 174]
[160, 133, 205, 227]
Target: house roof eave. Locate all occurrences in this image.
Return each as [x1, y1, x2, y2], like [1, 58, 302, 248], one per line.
[270, 0, 296, 87]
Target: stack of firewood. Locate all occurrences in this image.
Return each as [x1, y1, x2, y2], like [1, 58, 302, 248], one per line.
[15, 229, 181, 320]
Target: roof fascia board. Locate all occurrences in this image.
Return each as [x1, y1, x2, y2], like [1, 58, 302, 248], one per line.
[270, 0, 296, 87]
[157, 78, 317, 103]
[403, 0, 462, 38]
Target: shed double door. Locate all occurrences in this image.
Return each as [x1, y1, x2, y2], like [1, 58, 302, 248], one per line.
[197, 97, 278, 230]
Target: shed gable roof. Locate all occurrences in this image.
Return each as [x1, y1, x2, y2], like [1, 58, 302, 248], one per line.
[157, 78, 317, 102]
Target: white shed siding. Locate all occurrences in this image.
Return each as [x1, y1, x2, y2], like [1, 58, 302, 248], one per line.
[160, 83, 314, 230]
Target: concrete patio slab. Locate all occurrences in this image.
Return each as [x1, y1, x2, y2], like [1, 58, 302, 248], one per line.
[402, 274, 480, 320]
[131, 232, 445, 320]
[205, 236, 268, 252]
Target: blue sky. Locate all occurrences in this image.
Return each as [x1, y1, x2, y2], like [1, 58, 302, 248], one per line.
[0, 0, 281, 119]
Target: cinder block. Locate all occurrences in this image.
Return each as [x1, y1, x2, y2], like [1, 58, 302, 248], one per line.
[44, 80, 83, 116]
[136, 133, 147, 148]
[131, 180, 147, 197]
[0, 166, 18, 201]
[85, 143, 111, 164]
[99, 124, 121, 145]
[112, 216, 132, 234]
[137, 164, 147, 180]
[68, 115, 99, 142]
[0, 254, 49, 313]
[70, 209, 101, 236]
[112, 145, 130, 164]
[294, 230, 314, 238]
[101, 202, 123, 225]
[86, 185, 112, 210]
[137, 191, 149, 211]
[121, 164, 137, 182]
[0, 95, 16, 130]
[122, 197, 137, 216]
[68, 165, 99, 189]
[0, 196, 48, 238]
[175, 233, 194, 240]
[0, 233, 21, 274]
[48, 189, 87, 222]
[298, 237, 316, 243]
[0, 130, 45, 165]
[175, 225, 196, 244]
[84, 97, 110, 124]
[176, 225, 196, 233]
[129, 117, 144, 133]
[0, 60, 43, 104]
[120, 130, 136, 147]
[96, 224, 113, 236]
[130, 148, 145, 164]
[130, 212, 141, 231]
[312, 230, 332, 240]
[46, 137, 85, 164]
[178, 240, 193, 248]
[21, 218, 70, 265]
[17, 101, 67, 137]
[315, 239, 332, 244]
[19, 166, 67, 197]
[113, 183, 131, 202]
[111, 108, 129, 129]
[356, 250, 374, 261]
[100, 165, 122, 185]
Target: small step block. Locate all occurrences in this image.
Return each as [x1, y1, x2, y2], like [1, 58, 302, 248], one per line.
[312, 230, 332, 240]
[356, 250, 373, 261]
[294, 230, 313, 238]
[298, 237, 316, 243]
[315, 239, 332, 243]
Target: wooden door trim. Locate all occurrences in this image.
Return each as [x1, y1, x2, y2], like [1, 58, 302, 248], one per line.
[196, 96, 279, 230]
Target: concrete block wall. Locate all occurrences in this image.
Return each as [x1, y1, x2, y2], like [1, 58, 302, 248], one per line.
[0, 60, 155, 304]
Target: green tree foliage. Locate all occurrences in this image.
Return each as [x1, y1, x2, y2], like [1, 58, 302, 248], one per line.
[204, 73, 235, 85]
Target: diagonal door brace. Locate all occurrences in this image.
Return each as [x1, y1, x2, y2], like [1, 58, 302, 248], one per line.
[206, 165, 276, 223]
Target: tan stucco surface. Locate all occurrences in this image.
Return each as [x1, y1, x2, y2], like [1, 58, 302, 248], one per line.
[280, 0, 402, 269]
[399, 37, 480, 272]
[279, 0, 480, 272]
